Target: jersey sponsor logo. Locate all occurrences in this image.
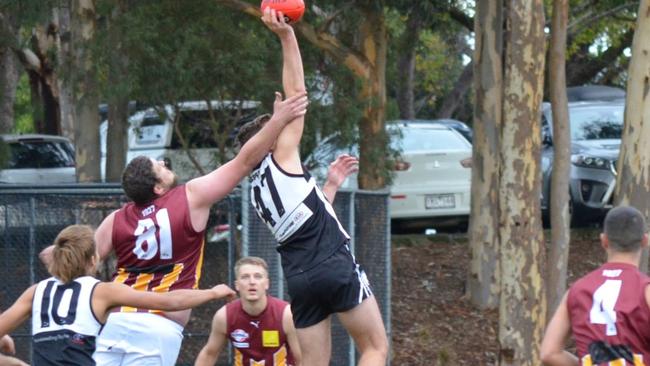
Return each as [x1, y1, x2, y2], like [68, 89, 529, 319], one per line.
[602, 269, 623, 278]
[262, 330, 280, 347]
[231, 328, 249, 343]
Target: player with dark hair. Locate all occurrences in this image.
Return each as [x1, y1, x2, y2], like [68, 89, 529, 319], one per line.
[236, 9, 388, 366]
[194, 256, 301, 366]
[2, 225, 234, 366]
[541, 206, 650, 366]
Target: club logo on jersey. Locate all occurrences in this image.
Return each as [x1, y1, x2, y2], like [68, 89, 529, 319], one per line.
[262, 330, 280, 347]
[231, 329, 250, 348]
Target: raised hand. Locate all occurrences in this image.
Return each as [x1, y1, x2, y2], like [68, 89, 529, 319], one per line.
[326, 154, 359, 189]
[272, 91, 308, 124]
[261, 7, 293, 37]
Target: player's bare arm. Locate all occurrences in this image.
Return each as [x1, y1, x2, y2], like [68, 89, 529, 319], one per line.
[93, 282, 235, 324]
[186, 91, 307, 230]
[322, 154, 359, 203]
[540, 293, 579, 366]
[0, 286, 35, 340]
[262, 8, 306, 174]
[195, 306, 229, 366]
[95, 210, 117, 260]
[282, 306, 302, 365]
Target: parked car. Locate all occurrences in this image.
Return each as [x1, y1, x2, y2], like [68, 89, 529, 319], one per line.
[304, 120, 472, 230]
[0, 134, 76, 184]
[100, 100, 260, 181]
[540, 99, 624, 224]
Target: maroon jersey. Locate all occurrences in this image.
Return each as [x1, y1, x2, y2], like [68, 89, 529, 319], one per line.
[226, 296, 294, 366]
[567, 262, 650, 365]
[111, 185, 205, 313]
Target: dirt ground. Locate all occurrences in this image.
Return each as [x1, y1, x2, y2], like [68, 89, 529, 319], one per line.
[390, 227, 604, 365]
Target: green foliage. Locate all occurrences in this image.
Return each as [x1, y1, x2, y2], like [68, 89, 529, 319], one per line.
[13, 72, 34, 133]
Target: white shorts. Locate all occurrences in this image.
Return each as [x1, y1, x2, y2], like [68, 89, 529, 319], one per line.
[93, 312, 184, 366]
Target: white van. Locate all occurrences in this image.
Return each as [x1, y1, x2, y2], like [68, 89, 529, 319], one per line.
[101, 100, 260, 181]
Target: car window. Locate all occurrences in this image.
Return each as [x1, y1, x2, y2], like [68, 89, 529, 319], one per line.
[7, 140, 75, 169]
[394, 128, 469, 153]
[570, 106, 624, 140]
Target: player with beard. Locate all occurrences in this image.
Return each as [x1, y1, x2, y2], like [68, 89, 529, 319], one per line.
[40, 90, 308, 366]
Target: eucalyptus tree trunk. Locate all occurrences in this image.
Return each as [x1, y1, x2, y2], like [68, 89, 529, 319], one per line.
[497, 1, 546, 365]
[105, 0, 130, 182]
[614, 0, 650, 272]
[466, 0, 503, 310]
[71, 0, 100, 182]
[54, 5, 75, 141]
[547, 0, 571, 316]
[396, 12, 420, 120]
[0, 33, 18, 134]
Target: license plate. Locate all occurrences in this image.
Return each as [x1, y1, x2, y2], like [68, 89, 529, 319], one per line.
[425, 194, 455, 209]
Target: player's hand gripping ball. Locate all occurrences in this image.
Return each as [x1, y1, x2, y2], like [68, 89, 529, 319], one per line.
[261, 0, 305, 23]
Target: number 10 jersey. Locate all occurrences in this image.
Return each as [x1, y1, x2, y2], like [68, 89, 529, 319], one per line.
[249, 154, 350, 277]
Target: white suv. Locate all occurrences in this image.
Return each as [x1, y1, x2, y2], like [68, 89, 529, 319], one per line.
[0, 134, 76, 184]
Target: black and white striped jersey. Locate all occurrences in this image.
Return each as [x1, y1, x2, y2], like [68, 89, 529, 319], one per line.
[31, 276, 101, 366]
[249, 153, 350, 276]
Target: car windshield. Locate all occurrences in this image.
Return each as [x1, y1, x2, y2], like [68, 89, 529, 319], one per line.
[570, 105, 624, 141]
[391, 127, 468, 152]
[6, 139, 75, 169]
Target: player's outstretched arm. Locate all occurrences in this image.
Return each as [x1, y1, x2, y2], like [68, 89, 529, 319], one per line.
[93, 283, 235, 323]
[262, 8, 306, 174]
[283, 306, 302, 365]
[186, 91, 307, 216]
[195, 306, 229, 366]
[322, 154, 359, 203]
[95, 210, 117, 260]
[540, 293, 578, 366]
[0, 286, 35, 342]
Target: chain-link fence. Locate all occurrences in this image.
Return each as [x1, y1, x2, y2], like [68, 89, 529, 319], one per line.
[0, 183, 389, 366]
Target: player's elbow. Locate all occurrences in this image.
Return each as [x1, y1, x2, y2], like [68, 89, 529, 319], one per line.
[539, 346, 560, 365]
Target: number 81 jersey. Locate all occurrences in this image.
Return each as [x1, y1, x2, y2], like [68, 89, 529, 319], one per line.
[111, 185, 205, 312]
[567, 262, 650, 365]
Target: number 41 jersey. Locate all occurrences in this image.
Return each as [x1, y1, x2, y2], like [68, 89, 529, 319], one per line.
[111, 185, 205, 312]
[567, 262, 650, 365]
[249, 154, 350, 276]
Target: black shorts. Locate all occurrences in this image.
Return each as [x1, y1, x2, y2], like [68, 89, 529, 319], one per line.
[287, 244, 373, 328]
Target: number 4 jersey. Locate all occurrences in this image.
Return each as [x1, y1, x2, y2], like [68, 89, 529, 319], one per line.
[111, 185, 205, 312]
[31, 276, 101, 366]
[567, 262, 650, 365]
[249, 154, 350, 276]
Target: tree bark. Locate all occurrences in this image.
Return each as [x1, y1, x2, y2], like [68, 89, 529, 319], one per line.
[0, 45, 18, 134]
[105, 1, 130, 182]
[71, 0, 100, 182]
[437, 61, 473, 119]
[466, 0, 503, 310]
[498, 1, 546, 365]
[547, 0, 571, 317]
[356, 3, 387, 190]
[396, 12, 420, 120]
[55, 5, 75, 141]
[614, 0, 650, 272]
